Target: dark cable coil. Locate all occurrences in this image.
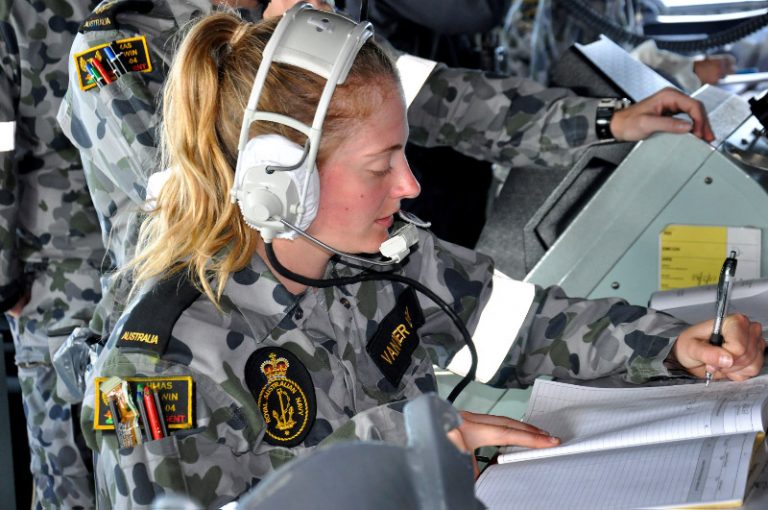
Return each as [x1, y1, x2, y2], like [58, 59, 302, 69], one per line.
[561, 0, 768, 53]
[264, 242, 479, 403]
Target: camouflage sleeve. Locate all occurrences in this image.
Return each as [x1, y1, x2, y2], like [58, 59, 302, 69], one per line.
[57, 65, 158, 210]
[407, 64, 603, 170]
[487, 285, 689, 388]
[406, 232, 689, 389]
[404, 231, 496, 370]
[0, 18, 23, 311]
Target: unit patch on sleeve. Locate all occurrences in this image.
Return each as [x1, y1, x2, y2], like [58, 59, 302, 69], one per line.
[93, 376, 194, 430]
[366, 287, 426, 387]
[244, 347, 316, 447]
[73, 35, 153, 91]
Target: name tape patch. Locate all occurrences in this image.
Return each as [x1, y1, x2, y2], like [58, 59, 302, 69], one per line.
[93, 376, 193, 430]
[74, 35, 152, 91]
[366, 287, 425, 387]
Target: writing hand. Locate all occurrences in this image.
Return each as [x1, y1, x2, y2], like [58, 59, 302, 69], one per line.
[670, 314, 764, 382]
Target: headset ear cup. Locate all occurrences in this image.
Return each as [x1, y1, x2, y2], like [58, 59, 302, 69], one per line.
[232, 135, 304, 234]
[237, 162, 299, 230]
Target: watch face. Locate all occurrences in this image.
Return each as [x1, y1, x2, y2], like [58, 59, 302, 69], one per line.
[596, 101, 617, 140]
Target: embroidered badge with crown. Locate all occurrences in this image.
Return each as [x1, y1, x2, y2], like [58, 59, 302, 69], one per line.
[245, 347, 316, 446]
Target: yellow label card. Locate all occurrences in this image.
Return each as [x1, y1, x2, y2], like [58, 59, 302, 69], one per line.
[659, 225, 761, 290]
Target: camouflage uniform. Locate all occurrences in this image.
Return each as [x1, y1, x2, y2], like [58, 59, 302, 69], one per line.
[57, 0, 609, 337]
[82, 229, 688, 507]
[0, 0, 105, 507]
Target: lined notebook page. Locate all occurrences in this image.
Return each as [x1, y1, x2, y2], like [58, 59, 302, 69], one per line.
[498, 376, 768, 464]
[477, 433, 757, 510]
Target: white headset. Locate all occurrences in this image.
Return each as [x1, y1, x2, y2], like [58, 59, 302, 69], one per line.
[230, 3, 373, 242]
[230, 3, 426, 263]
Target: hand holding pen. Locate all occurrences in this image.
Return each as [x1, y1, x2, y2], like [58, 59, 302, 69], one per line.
[668, 254, 764, 383]
[705, 251, 738, 386]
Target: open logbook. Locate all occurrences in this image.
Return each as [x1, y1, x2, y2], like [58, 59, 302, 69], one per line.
[475, 376, 768, 510]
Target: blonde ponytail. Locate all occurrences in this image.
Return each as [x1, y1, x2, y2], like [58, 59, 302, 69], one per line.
[128, 10, 398, 306]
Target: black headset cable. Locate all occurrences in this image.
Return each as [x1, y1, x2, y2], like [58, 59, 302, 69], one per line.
[264, 241, 478, 403]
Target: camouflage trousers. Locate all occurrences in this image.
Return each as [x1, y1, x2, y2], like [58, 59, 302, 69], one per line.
[7, 264, 100, 509]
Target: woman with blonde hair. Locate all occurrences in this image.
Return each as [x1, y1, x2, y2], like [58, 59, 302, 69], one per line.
[81, 6, 764, 508]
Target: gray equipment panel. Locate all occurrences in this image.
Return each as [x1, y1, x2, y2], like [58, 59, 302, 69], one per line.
[525, 129, 768, 305]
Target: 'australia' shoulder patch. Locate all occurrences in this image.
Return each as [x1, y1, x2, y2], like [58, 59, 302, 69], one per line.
[366, 287, 425, 387]
[79, 0, 153, 33]
[244, 347, 316, 447]
[116, 273, 201, 356]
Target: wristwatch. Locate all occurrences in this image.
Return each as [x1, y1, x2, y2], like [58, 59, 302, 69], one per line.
[595, 98, 632, 141]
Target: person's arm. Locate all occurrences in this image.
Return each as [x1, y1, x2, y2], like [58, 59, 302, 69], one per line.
[0, 20, 25, 313]
[408, 66, 714, 170]
[631, 40, 735, 92]
[408, 233, 760, 389]
[463, 282, 762, 388]
[408, 64, 601, 170]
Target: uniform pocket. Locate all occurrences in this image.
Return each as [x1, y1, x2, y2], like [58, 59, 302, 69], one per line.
[101, 425, 255, 508]
[92, 72, 159, 205]
[109, 434, 190, 506]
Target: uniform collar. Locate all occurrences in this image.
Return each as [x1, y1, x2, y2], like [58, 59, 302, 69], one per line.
[222, 252, 371, 344]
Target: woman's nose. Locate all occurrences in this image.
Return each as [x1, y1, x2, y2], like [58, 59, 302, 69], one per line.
[394, 158, 420, 200]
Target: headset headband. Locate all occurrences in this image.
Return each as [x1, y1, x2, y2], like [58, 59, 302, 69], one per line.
[238, 3, 373, 170]
[233, 3, 373, 238]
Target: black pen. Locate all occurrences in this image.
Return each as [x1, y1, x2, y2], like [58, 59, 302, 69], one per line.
[705, 250, 738, 386]
[151, 386, 169, 438]
[135, 384, 152, 441]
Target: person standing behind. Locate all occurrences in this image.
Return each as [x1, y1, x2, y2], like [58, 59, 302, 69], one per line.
[0, 0, 104, 507]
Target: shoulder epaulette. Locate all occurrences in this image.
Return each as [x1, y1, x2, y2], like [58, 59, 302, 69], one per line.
[116, 272, 201, 356]
[79, 0, 153, 33]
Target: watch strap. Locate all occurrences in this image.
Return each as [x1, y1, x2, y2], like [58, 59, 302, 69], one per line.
[595, 98, 631, 141]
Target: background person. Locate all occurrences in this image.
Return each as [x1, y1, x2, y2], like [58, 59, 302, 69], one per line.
[0, 0, 104, 507]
